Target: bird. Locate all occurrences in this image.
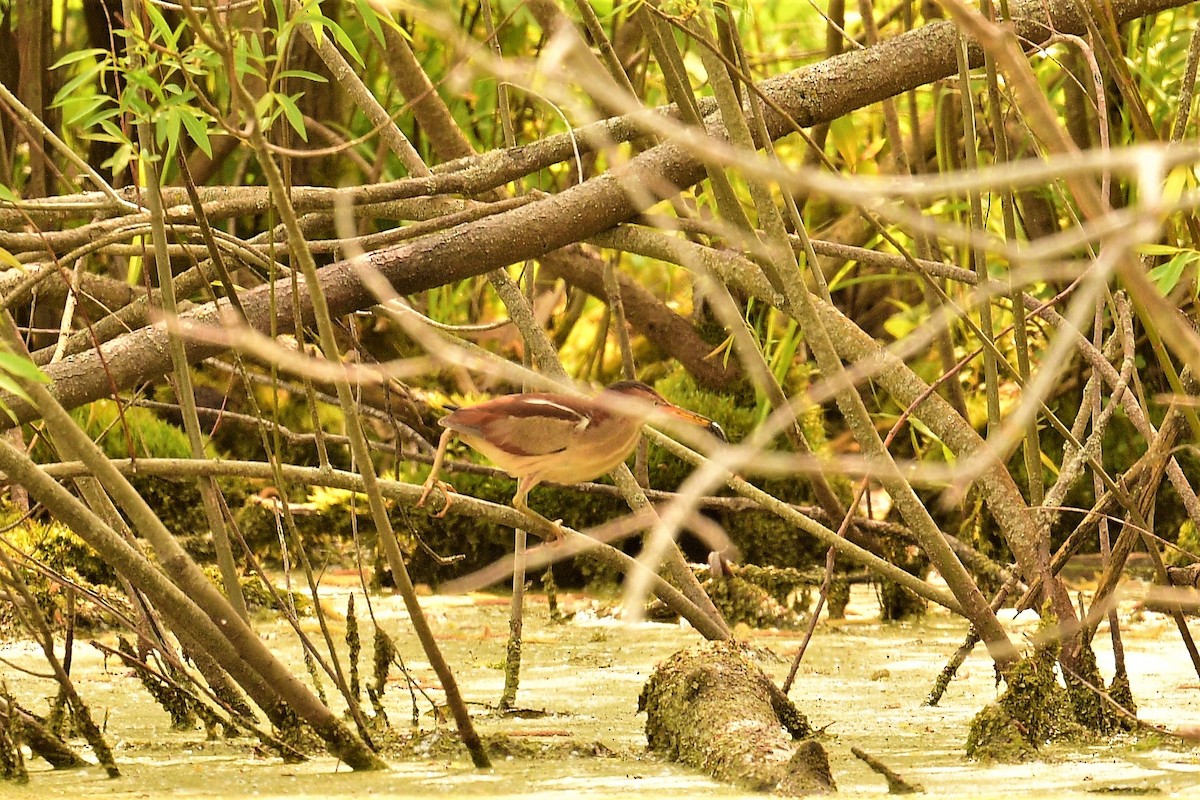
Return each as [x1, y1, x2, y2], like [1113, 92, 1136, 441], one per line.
[417, 380, 725, 540]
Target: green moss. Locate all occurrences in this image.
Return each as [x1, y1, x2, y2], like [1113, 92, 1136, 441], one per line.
[0, 514, 132, 633]
[965, 701, 1039, 761]
[703, 575, 803, 629]
[825, 573, 850, 619]
[965, 615, 1114, 761]
[877, 537, 929, 622]
[227, 385, 354, 471]
[1167, 520, 1199, 567]
[649, 370, 853, 572]
[232, 488, 418, 579]
[651, 369, 759, 444]
[966, 642, 1061, 761]
[1107, 671, 1137, 721]
[5, 515, 116, 587]
[639, 640, 829, 793]
[1063, 644, 1132, 735]
[198, 564, 311, 615]
[29, 400, 255, 544]
[67, 400, 195, 460]
[716, 508, 832, 572]
[725, 564, 813, 609]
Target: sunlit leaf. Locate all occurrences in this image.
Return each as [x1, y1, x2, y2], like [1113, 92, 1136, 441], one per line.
[51, 61, 108, 109]
[322, 14, 363, 66]
[144, 1, 179, 48]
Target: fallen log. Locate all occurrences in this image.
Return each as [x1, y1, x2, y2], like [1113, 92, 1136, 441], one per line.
[638, 641, 834, 795]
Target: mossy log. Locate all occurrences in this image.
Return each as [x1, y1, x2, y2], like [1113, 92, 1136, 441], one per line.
[638, 641, 835, 795]
[0, 698, 86, 770]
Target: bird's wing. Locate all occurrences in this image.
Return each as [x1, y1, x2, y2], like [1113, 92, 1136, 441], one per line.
[443, 395, 592, 457]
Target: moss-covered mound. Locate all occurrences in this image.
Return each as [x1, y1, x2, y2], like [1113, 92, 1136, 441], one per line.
[966, 633, 1135, 761]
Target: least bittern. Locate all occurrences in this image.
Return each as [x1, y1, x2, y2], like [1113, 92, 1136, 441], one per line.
[417, 381, 725, 539]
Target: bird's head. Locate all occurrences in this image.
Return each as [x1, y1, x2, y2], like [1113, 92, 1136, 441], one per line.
[602, 381, 727, 442]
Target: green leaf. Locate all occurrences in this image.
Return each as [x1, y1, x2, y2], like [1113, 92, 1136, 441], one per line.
[161, 115, 182, 176]
[84, 105, 123, 129]
[97, 118, 132, 146]
[0, 246, 22, 269]
[0, 351, 49, 385]
[1148, 249, 1200, 295]
[144, 1, 179, 48]
[51, 61, 107, 109]
[126, 253, 143, 286]
[328, 19, 363, 66]
[1137, 243, 1183, 256]
[277, 69, 328, 83]
[353, 0, 388, 46]
[62, 94, 113, 130]
[179, 110, 213, 158]
[106, 142, 134, 179]
[125, 70, 166, 104]
[276, 93, 308, 141]
[50, 47, 110, 71]
[234, 36, 267, 81]
[0, 370, 35, 418]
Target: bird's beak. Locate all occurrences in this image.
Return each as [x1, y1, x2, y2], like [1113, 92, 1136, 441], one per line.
[660, 405, 727, 442]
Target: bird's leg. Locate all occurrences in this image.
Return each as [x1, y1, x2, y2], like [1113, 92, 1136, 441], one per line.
[512, 478, 565, 541]
[417, 428, 457, 517]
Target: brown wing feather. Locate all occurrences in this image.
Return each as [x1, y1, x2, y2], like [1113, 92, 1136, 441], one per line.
[442, 394, 593, 457]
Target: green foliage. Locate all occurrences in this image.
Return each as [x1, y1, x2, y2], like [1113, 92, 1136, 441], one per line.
[1140, 241, 1200, 297]
[0, 347, 49, 425]
[15, 0, 1200, 630]
[46, 0, 349, 182]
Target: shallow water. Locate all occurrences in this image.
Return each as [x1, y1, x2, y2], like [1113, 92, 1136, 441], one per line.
[4, 583, 1200, 798]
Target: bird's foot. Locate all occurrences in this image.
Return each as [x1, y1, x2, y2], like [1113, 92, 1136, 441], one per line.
[518, 511, 566, 543]
[417, 479, 456, 518]
[538, 518, 571, 544]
